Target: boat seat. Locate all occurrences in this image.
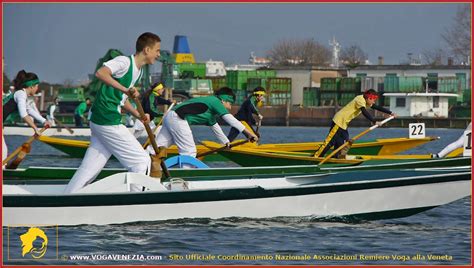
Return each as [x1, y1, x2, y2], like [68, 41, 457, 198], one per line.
[164, 155, 209, 169]
[75, 172, 168, 194]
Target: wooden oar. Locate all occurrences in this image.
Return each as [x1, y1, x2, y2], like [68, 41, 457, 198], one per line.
[319, 116, 395, 166]
[197, 139, 250, 158]
[255, 118, 262, 138]
[54, 119, 74, 134]
[142, 102, 175, 149]
[3, 127, 48, 169]
[130, 89, 170, 180]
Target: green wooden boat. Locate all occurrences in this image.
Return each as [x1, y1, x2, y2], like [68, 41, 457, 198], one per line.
[3, 157, 470, 182]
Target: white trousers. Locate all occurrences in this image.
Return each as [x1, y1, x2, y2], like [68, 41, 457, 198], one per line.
[438, 134, 464, 158]
[133, 120, 165, 155]
[46, 116, 56, 126]
[64, 122, 150, 193]
[156, 111, 197, 157]
[132, 120, 158, 138]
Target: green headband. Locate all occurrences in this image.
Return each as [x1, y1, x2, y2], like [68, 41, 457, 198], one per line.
[24, 79, 40, 87]
[218, 94, 235, 104]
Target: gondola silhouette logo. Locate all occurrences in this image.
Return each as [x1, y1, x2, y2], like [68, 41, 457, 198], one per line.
[20, 227, 49, 258]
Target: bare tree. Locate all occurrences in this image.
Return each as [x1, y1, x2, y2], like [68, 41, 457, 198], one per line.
[442, 4, 471, 63]
[340, 44, 368, 68]
[266, 39, 297, 66]
[422, 47, 448, 66]
[267, 38, 331, 66]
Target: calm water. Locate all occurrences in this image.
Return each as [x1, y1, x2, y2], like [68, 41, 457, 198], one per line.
[2, 126, 471, 265]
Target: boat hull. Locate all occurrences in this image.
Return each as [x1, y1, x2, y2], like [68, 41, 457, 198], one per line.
[3, 169, 471, 226]
[3, 157, 471, 181]
[3, 125, 94, 136]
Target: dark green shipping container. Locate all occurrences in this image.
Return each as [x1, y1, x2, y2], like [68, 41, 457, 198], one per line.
[208, 77, 227, 91]
[58, 87, 85, 102]
[176, 63, 206, 78]
[320, 78, 340, 91]
[244, 77, 291, 106]
[234, 89, 248, 105]
[319, 91, 338, 106]
[383, 75, 399, 92]
[226, 70, 276, 91]
[399, 77, 423, 92]
[338, 92, 357, 106]
[303, 87, 319, 107]
[339, 77, 361, 92]
[438, 77, 461, 93]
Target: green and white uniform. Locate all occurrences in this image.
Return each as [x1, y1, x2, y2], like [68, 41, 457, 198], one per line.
[2, 88, 47, 166]
[156, 95, 245, 157]
[46, 102, 57, 126]
[65, 55, 149, 193]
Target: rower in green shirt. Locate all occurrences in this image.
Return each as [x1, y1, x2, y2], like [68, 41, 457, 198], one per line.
[74, 98, 91, 127]
[64, 32, 161, 194]
[155, 87, 259, 157]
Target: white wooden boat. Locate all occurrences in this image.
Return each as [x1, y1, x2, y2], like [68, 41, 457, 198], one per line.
[3, 125, 140, 137]
[3, 125, 93, 136]
[3, 166, 470, 226]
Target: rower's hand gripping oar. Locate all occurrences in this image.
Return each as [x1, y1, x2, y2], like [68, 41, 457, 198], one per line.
[318, 116, 395, 166]
[54, 119, 74, 134]
[3, 127, 48, 169]
[129, 88, 171, 180]
[142, 102, 175, 149]
[197, 139, 250, 158]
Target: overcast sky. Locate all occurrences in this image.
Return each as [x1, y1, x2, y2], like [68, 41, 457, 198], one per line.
[3, 3, 464, 84]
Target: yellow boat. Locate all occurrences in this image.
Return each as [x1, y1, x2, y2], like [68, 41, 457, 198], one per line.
[37, 136, 437, 162]
[37, 136, 225, 161]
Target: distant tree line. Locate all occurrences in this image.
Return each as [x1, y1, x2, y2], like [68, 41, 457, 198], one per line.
[266, 38, 331, 66]
[266, 38, 367, 68]
[266, 4, 469, 68]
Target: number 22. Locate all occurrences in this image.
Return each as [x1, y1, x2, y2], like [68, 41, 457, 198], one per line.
[411, 125, 423, 136]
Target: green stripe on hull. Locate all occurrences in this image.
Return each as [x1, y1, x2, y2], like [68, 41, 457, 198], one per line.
[299, 145, 382, 156]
